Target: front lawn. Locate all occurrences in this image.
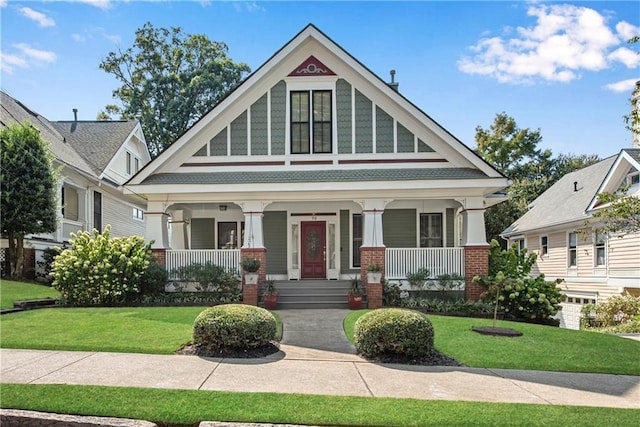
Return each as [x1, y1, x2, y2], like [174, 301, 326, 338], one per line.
[2, 384, 638, 427]
[0, 280, 60, 309]
[345, 310, 640, 375]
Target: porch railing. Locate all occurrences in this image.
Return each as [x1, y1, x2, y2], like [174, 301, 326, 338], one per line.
[166, 249, 242, 278]
[385, 248, 465, 280]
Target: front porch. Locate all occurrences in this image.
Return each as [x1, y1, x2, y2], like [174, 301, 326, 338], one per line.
[148, 198, 490, 307]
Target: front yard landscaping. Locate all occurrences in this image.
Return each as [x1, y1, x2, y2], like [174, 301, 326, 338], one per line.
[0, 280, 60, 309]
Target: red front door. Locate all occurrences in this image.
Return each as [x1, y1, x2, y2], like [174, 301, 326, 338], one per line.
[301, 221, 326, 279]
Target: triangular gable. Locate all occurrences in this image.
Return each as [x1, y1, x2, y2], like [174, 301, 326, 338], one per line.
[586, 149, 640, 212]
[288, 55, 336, 77]
[129, 24, 505, 186]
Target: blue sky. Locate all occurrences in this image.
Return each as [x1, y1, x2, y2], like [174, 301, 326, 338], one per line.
[1, 0, 638, 159]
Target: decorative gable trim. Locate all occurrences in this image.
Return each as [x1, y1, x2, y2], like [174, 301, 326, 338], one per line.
[586, 150, 640, 212]
[288, 55, 336, 77]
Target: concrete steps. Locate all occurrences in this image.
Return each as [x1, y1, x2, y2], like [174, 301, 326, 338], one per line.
[259, 280, 366, 309]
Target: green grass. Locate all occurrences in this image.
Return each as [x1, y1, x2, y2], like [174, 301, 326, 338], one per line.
[0, 307, 204, 353]
[2, 384, 638, 427]
[0, 280, 60, 309]
[0, 304, 282, 354]
[344, 310, 640, 375]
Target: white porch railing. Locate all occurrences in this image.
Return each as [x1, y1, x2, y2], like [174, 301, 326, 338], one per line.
[385, 248, 465, 279]
[166, 249, 242, 278]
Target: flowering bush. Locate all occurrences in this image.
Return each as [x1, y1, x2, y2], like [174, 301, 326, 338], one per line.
[51, 226, 151, 305]
[582, 294, 640, 329]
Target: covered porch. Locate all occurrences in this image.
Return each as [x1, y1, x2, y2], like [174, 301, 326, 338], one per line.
[146, 197, 490, 307]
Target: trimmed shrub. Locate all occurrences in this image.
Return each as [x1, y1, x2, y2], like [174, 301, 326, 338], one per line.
[383, 280, 401, 307]
[170, 262, 241, 301]
[583, 294, 640, 328]
[354, 308, 434, 359]
[139, 261, 168, 294]
[193, 304, 277, 353]
[51, 226, 151, 305]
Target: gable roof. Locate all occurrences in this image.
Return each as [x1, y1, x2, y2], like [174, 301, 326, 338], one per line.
[130, 24, 506, 187]
[51, 120, 139, 176]
[502, 156, 618, 236]
[0, 90, 95, 175]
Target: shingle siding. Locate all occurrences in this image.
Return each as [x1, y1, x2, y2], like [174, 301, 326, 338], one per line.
[354, 89, 373, 153]
[336, 79, 352, 154]
[251, 94, 268, 155]
[376, 106, 393, 153]
[270, 81, 286, 155]
[230, 111, 248, 156]
[209, 128, 227, 156]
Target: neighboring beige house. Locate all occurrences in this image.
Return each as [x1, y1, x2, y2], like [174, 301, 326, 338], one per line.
[502, 149, 640, 329]
[0, 90, 151, 279]
[126, 24, 509, 308]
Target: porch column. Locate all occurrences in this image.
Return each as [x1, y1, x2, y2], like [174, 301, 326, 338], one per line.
[170, 210, 189, 250]
[360, 200, 386, 309]
[145, 201, 170, 249]
[461, 197, 489, 300]
[239, 201, 267, 306]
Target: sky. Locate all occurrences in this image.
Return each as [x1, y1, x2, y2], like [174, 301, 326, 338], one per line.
[1, 0, 639, 159]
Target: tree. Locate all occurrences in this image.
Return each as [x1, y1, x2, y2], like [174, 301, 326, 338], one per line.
[99, 22, 251, 156]
[588, 189, 640, 235]
[623, 35, 639, 137]
[476, 113, 600, 244]
[1, 122, 58, 278]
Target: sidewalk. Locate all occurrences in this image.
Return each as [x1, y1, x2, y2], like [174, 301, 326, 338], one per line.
[1, 309, 639, 409]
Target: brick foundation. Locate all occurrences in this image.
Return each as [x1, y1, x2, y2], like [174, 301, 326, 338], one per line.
[241, 248, 267, 306]
[360, 247, 385, 309]
[464, 245, 489, 301]
[150, 248, 166, 267]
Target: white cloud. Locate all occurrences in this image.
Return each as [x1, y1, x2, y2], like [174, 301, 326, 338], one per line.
[458, 4, 636, 84]
[609, 47, 640, 68]
[605, 78, 639, 93]
[616, 21, 640, 41]
[19, 7, 56, 28]
[71, 33, 86, 43]
[14, 43, 57, 63]
[0, 52, 28, 74]
[232, 1, 265, 13]
[74, 0, 112, 10]
[0, 0, 8, 8]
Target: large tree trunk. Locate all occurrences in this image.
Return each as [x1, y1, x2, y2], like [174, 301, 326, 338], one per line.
[7, 231, 24, 278]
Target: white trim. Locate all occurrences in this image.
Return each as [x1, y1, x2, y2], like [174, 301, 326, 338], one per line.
[287, 212, 340, 280]
[587, 150, 640, 212]
[247, 105, 252, 155]
[372, 102, 377, 154]
[267, 89, 272, 156]
[351, 85, 356, 154]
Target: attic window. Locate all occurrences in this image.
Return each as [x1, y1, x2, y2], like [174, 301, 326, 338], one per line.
[290, 90, 332, 154]
[628, 171, 639, 186]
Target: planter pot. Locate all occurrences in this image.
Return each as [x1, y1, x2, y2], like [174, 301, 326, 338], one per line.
[263, 294, 278, 310]
[348, 294, 363, 310]
[367, 272, 382, 284]
[244, 272, 259, 285]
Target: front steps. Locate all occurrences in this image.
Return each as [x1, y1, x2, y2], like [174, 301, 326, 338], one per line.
[259, 279, 366, 309]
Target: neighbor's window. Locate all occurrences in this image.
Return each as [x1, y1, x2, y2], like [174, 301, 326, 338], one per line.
[352, 213, 363, 267]
[291, 90, 332, 154]
[540, 235, 548, 256]
[134, 157, 140, 173]
[93, 191, 102, 233]
[126, 151, 132, 175]
[568, 232, 577, 267]
[594, 232, 606, 267]
[420, 213, 443, 248]
[512, 238, 525, 253]
[133, 208, 144, 220]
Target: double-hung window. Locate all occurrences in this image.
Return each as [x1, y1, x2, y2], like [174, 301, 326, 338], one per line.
[291, 90, 332, 154]
[352, 213, 363, 267]
[568, 232, 577, 267]
[420, 213, 443, 248]
[540, 235, 548, 256]
[594, 232, 606, 267]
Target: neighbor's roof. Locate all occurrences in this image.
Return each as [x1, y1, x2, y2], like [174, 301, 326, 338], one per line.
[501, 156, 617, 236]
[52, 120, 138, 176]
[140, 168, 489, 186]
[0, 90, 95, 175]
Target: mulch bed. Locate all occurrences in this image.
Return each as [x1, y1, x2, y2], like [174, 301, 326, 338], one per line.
[471, 326, 523, 337]
[360, 349, 464, 366]
[176, 342, 281, 358]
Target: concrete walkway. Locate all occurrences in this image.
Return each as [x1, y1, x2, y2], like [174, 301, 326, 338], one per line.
[1, 309, 639, 409]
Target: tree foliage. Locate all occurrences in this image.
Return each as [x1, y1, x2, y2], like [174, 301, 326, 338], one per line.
[623, 35, 639, 137]
[588, 188, 640, 235]
[1, 122, 58, 278]
[476, 113, 600, 244]
[99, 22, 251, 156]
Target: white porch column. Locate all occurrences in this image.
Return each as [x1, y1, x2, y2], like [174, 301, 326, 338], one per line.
[145, 201, 170, 249]
[239, 201, 267, 249]
[361, 199, 386, 247]
[170, 210, 189, 250]
[56, 181, 64, 242]
[461, 197, 488, 246]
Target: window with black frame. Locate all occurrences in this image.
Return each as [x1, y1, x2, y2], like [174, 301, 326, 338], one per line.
[291, 90, 332, 154]
[420, 213, 443, 247]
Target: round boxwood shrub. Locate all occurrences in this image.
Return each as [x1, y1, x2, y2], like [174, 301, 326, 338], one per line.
[354, 308, 434, 359]
[193, 304, 277, 353]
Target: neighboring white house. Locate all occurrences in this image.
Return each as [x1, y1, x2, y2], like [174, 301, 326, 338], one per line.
[125, 24, 510, 307]
[0, 90, 151, 279]
[502, 149, 640, 329]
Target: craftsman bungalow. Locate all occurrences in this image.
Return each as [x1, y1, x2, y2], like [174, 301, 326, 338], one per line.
[126, 25, 509, 307]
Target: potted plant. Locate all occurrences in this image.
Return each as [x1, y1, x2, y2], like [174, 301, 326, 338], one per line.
[262, 278, 278, 310]
[241, 258, 260, 285]
[366, 263, 383, 284]
[348, 276, 363, 310]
